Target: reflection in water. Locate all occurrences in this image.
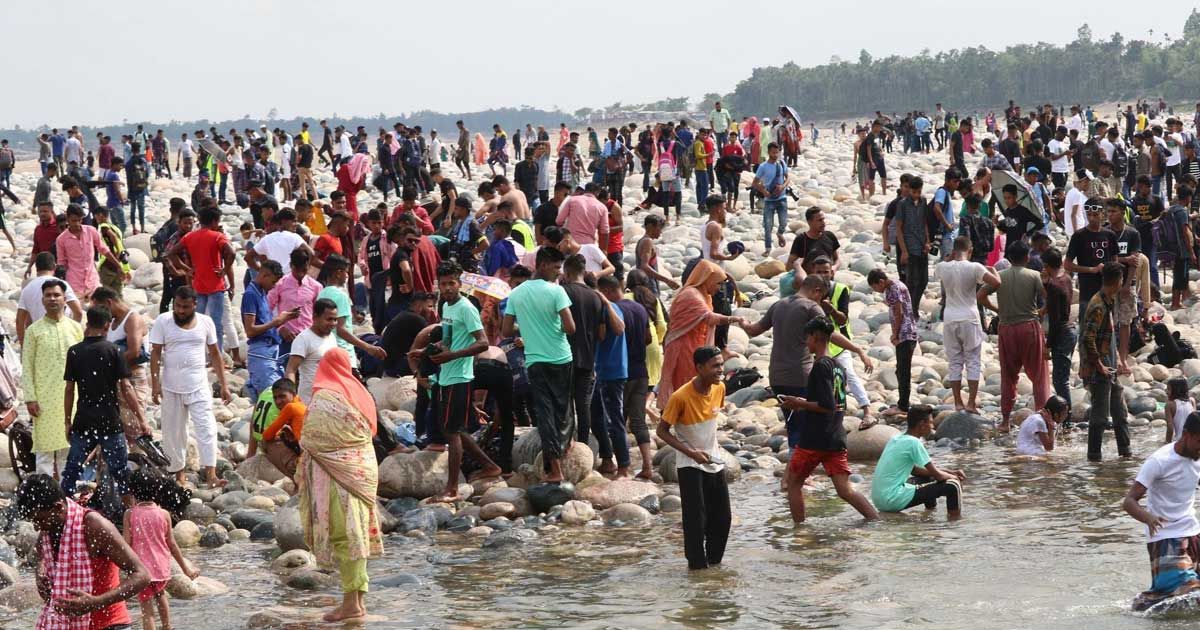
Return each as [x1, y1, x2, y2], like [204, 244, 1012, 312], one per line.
[6, 429, 1200, 628]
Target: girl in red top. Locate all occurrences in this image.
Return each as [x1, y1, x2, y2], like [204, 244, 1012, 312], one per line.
[597, 189, 624, 278]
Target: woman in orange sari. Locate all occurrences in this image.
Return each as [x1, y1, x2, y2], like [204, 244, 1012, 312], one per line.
[296, 350, 383, 622]
[657, 259, 742, 408]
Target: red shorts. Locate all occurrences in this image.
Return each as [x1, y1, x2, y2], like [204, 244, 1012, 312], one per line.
[138, 579, 168, 602]
[788, 448, 851, 480]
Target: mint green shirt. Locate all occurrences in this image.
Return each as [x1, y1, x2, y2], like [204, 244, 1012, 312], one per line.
[870, 434, 932, 512]
[503, 279, 572, 366]
[318, 286, 357, 367]
[438, 297, 482, 386]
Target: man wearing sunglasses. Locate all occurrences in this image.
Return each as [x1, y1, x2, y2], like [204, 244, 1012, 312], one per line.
[1065, 198, 1119, 332]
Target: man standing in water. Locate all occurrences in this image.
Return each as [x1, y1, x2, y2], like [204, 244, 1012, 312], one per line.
[1123, 412, 1200, 611]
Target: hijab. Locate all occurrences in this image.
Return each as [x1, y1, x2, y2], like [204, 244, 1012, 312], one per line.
[311, 350, 377, 433]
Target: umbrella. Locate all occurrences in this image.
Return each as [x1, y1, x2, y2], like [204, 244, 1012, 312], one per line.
[460, 272, 510, 300]
[199, 139, 227, 164]
[780, 106, 802, 125]
[990, 169, 1035, 213]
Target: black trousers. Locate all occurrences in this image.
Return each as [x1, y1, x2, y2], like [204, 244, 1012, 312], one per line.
[1087, 378, 1130, 461]
[678, 467, 731, 570]
[527, 361, 574, 471]
[896, 339, 916, 411]
[903, 255, 928, 319]
[571, 367, 602, 452]
[903, 478, 961, 511]
[474, 360, 515, 473]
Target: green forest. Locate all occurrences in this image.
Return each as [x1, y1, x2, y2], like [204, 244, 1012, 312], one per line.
[725, 11, 1200, 118]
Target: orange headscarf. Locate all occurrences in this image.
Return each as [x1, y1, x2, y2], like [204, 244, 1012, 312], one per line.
[311, 350, 377, 434]
[663, 259, 723, 346]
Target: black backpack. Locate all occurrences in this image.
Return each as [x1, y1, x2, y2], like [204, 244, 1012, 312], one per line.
[963, 215, 995, 255]
[725, 367, 761, 394]
[1149, 322, 1197, 368]
[1079, 140, 1102, 172]
[128, 159, 149, 192]
[1111, 143, 1129, 178]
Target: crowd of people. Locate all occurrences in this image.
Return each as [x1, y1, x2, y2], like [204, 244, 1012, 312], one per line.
[6, 96, 1200, 626]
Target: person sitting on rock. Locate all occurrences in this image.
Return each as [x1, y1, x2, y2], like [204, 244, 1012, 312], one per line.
[778, 317, 879, 525]
[870, 404, 966, 521]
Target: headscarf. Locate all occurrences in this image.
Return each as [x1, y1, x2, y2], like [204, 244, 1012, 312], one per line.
[346, 153, 372, 185]
[663, 259, 723, 346]
[311, 350, 377, 433]
[473, 133, 487, 164]
[743, 117, 760, 140]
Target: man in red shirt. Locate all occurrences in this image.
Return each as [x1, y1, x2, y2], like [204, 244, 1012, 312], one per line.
[26, 201, 62, 278]
[312, 212, 348, 264]
[166, 206, 235, 350]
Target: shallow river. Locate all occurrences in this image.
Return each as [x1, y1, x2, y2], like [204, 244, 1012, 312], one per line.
[3, 428, 1197, 629]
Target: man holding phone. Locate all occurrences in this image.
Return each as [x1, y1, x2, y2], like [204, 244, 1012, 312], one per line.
[241, 259, 299, 401]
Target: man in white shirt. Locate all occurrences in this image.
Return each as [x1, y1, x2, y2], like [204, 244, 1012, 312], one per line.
[551, 228, 615, 278]
[148, 286, 231, 487]
[1014, 396, 1068, 456]
[1066, 105, 1084, 135]
[1123, 411, 1200, 611]
[17, 252, 83, 344]
[429, 130, 443, 169]
[1063, 171, 1093, 236]
[177, 133, 195, 179]
[1047, 126, 1073, 189]
[64, 131, 83, 166]
[285, 297, 340, 403]
[1099, 126, 1123, 163]
[934, 236, 1000, 413]
[250, 209, 313, 269]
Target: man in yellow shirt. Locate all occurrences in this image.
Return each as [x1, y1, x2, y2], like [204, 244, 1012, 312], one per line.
[694, 129, 712, 206]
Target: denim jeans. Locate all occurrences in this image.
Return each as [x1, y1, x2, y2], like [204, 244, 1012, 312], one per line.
[1050, 328, 1077, 410]
[762, 198, 787, 246]
[196, 291, 227, 350]
[1142, 237, 1159, 287]
[0, 168, 10, 188]
[715, 131, 728, 151]
[107, 203, 128, 236]
[247, 342, 282, 400]
[129, 190, 147, 231]
[1153, 175, 1163, 198]
[60, 429, 129, 498]
[590, 378, 629, 467]
[695, 170, 709, 207]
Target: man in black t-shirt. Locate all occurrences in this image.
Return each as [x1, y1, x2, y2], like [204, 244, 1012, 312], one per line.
[787, 206, 840, 275]
[1127, 175, 1166, 287]
[60, 307, 145, 501]
[1065, 201, 1119, 322]
[534, 182, 569, 242]
[996, 184, 1044, 245]
[381, 293, 434, 377]
[562, 254, 615, 460]
[777, 317, 878, 524]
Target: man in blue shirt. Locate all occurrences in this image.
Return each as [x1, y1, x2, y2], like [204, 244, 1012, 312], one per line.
[241, 260, 297, 400]
[753, 143, 790, 249]
[50, 129, 66, 174]
[932, 168, 961, 258]
[675, 121, 695, 187]
[593, 275, 631, 477]
[914, 114, 932, 153]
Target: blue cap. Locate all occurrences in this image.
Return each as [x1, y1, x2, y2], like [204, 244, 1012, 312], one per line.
[1025, 166, 1040, 175]
[727, 241, 745, 256]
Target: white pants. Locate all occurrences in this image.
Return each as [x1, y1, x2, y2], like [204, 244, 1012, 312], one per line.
[222, 293, 243, 352]
[834, 351, 870, 407]
[35, 448, 70, 477]
[944, 320, 984, 382]
[160, 389, 217, 473]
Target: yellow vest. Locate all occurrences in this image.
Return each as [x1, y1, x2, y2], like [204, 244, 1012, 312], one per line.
[97, 222, 131, 274]
[827, 282, 851, 357]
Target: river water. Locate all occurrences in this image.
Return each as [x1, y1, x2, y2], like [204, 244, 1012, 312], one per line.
[2, 427, 1196, 629]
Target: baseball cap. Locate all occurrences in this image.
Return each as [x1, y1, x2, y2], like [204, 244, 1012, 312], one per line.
[1024, 167, 1040, 175]
[1075, 169, 1093, 181]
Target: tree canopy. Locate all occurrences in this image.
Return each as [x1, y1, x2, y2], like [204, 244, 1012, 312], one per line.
[726, 11, 1200, 118]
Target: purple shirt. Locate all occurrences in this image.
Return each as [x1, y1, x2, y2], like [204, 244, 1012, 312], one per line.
[885, 282, 919, 343]
[268, 273, 323, 337]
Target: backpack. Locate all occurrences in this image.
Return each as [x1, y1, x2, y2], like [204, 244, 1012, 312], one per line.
[1111, 143, 1129, 178]
[1154, 207, 1185, 266]
[965, 215, 995, 255]
[0, 149, 12, 170]
[1079, 140, 1101, 172]
[127, 159, 148, 191]
[404, 139, 422, 167]
[1149, 322, 1197, 368]
[657, 141, 677, 181]
[724, 367, 761, 394]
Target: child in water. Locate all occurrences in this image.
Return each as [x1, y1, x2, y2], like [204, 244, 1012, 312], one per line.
[123, 469, 199, 630]
[1166, 378, 1196, 443]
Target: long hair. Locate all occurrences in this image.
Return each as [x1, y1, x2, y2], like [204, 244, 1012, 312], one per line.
[625, 269, 668, 325]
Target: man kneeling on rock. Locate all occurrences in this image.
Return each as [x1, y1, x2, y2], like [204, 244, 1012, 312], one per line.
[870, 405, 966, 521]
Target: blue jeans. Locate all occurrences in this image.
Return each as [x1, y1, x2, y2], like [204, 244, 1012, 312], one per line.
[762, 198, 788, 246]
[1143, 238, 1159, 287]
[106, 203, 127, 235]
[60, 429, 129, 498]
[277, 338, 293, 373]
[128, 189, 146, 231]
[715, 131, 728, 151]
[695, 169, 709, 207]
[1050, 328, 1077, 411]
[0, 168, 10, 188]
[590, 378, 630, 467]
[1153, 175, 1163, 198]
[196, 291, 226, 350]
[247, 342, 282, 400]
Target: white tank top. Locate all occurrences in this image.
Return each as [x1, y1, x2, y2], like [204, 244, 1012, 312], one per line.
[107, 310, 149, 356]
[699, 220, 725, 261]
[1173, 399, 1195, 441]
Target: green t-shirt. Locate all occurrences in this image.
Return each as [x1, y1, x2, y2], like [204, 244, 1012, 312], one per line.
[318, 286, 357, 367]
[870, 434, 932, 512]
[250, 389, 279, 443]
[438, 297, 483, 385]
[503, 279, 572, 366]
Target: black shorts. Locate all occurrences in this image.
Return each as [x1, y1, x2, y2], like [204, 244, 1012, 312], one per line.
[1174, 257, 1190, 292]
[438, 381, 475, 435]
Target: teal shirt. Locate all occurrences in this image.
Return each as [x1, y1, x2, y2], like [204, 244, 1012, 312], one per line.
[438, 297, 483, 385]
[504, 279, 572, 366]
[870, 434, 932, 512]
[318, 286, 357, 367]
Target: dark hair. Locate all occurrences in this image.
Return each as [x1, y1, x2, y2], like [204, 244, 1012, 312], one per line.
[867, 268, 888, 285]
[1005, 239, 1030, 264]
[364, 209, 383, 223]
[126, 469, 165, 503]
[909, 177, 924, 190]
[289, 248, 311, 270]
[693, 345, 722, 366]
[437, 260, 463, 278]
[1002, 183, 1019, 196]
[317, 254, 350, 285]
[14, 473, 65, 518]
[492, 175, 509, 186]
[86, 306, 112, 329]
[91, 287, 120, 304]
[34, 252, 56, 272]
[643, 214, 664, 227]
[1101, 261, 1123, 284]
[535, 245, 565, 266]
[804, 316, 834, 339]
[65, 203, 86, 217]
[1041, 247, 1063, 269]
[804, 206, 822, 221]
[509, 264, 533, 280]
[563, 253, 587, 275]
[174, 286, 197, 302]
[41, 278, 67, 295]
[597, 275, 621, 292]
[198, 206, 222, 226]
[1044, 395, 1067, 417]
[542, 226, 564, 245]
[953, 235, 972, 252]
[1179, 187, 1194, 202]
[313, 297, 338, 317]
[271, 377, 298, 396]
[907, 404, 934, 430]
[275, 209, 297, 223]
[1169, 378, 1189, 401]
[258, 259, 284, 278]
[705, 194, 725, 211]
[1185, 411, 1200, 436]
[492, 218, 513, 233]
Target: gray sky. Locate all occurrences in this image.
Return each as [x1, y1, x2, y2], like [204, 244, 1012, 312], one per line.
[5, 0, 1195, 127]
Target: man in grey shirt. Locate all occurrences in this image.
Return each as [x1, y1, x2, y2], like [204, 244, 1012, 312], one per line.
[894, 176, 931, 319]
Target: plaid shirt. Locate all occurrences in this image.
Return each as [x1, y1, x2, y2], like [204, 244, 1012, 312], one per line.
[982, 151, 1013, 172]
[1080, 290, 1116, 383]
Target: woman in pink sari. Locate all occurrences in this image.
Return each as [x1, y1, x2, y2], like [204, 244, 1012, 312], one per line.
[297, 350, 383, 622]
[657, 260, 742, 408]
[473, 133, 488, 165]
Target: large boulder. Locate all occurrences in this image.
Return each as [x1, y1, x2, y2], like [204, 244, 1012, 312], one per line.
[482, 528, 538, 549]
[235, 454, 285, 484]
[846, 424, 900, 462]
[132, 262, 163, 289]
[602, 503, 652, 526]
[933, 412, 988, 442]
[377, 450, 449, 499]
[274, 500, 307, 552]
[479, 486, 531, 517]
[754, 259, 787, 279]
[532, 442, 595, 484]
[577, 479, 663, 510]
[173, 520, 201, 548]
[559, 500, 596, 525]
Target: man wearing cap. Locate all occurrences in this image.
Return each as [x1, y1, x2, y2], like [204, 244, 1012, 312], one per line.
[1065, 198, 1119, 330]
[1128, 174, 1167, 288]
[1048, 126, 1074, 189]
[1062, 170, 1093, 236]
[1024, 167, 1053, 233]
